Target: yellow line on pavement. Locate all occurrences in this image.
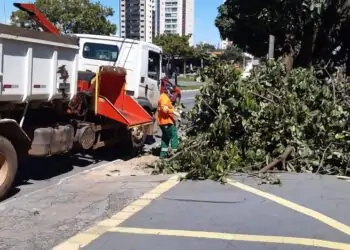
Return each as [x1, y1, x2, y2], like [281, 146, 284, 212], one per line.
[52, 175, 181, 250]
[108, 227, 350, 250]
[226, 179, 350, 236]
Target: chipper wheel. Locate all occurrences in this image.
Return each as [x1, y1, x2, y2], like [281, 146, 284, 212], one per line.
[130, 125, 147, 149]
[120, 125, 147, 157]
[0, 136, 18, 201]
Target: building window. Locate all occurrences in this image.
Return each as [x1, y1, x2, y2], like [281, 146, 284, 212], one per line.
[148, 51, 160, 81]
[82, 43, 119, 62]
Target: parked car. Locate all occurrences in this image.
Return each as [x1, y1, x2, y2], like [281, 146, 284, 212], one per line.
[160, 77, 182, 105]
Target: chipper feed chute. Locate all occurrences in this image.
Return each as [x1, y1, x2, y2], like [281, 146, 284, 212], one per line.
[93, 66, 153, 127]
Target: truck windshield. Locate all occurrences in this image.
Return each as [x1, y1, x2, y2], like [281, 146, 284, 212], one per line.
[82, 42, 119, 62]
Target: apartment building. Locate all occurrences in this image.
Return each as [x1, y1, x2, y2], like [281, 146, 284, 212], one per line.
[157, 0, 194, 46]
[120, 0, 155, 43]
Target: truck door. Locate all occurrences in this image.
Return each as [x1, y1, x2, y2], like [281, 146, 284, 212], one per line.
[145, 50, 161, 109]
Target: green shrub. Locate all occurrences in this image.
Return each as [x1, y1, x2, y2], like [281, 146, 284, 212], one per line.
[152, 59, 350, 181]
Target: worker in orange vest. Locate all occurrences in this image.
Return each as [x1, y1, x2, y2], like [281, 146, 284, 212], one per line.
[157, 86, 180, 158]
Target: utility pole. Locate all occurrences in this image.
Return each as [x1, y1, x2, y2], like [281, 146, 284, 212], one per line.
[268, 35, 275, 59]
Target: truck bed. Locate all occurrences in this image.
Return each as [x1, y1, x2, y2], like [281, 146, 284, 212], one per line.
[0, 24, 79, 103]
[0, 24, 78, 45]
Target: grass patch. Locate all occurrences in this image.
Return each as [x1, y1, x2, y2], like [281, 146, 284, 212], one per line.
[178, 76, 196, 82]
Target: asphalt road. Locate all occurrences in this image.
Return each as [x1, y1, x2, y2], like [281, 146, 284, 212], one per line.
[57, 173, 350, 250]
[8, 90, 198, 200]
[181, 90, 198, 111]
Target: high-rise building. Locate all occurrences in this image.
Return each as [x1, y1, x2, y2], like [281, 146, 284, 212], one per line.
[152, 4, 157, 38]
[120, 0, 155, 43]
[157, 0, 194, 46]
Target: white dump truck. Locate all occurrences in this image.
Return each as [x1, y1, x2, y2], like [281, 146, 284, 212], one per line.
[0, 3, 163, 201]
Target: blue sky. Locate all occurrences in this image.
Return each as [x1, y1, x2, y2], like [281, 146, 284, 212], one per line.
[2, 0, 223, 45]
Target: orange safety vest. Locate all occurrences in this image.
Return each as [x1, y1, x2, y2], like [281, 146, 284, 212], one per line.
[157, 93, 175, 125]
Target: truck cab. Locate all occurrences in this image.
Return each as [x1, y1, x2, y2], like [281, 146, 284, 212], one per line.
[75, 34, 162, 113]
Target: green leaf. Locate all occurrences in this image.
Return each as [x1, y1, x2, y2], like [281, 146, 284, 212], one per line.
[10, 0, 116, 35]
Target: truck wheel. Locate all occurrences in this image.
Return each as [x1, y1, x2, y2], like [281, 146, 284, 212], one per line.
[0, 136, 18, 201]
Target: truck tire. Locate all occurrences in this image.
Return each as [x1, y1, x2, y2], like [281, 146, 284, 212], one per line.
[0, 136, 18, 201]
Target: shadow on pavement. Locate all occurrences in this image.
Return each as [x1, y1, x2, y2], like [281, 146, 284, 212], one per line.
[7, 144, 143, 200]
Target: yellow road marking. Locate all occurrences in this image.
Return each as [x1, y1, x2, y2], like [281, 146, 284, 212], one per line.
[53, 175, 350, 249]
[226, 179, 350, 236]
[52, 175, 180, 250]
[108, 227, 350, 250]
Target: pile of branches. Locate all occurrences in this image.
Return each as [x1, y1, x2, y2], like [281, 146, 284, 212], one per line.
[152, 59, 350, 182]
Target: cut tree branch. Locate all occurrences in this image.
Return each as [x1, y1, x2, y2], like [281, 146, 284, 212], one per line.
[251, 92, 276, 104]
[259, 146, 294, 173]
[316, 142, 333, 174]
[266, 90, 281, 100]
[164, 143, 201, 162]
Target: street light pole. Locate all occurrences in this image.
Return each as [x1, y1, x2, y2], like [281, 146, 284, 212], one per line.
[268, 35, 275, 59]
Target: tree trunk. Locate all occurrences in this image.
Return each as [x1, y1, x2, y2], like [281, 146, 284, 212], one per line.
[171, 55, 176, 78]
[346, 49, 350, 76]
[183, 59, 186, 75]
[282, 43, 295, 72]
[166, 58, 171, 78]
[295, 21, 319, 68]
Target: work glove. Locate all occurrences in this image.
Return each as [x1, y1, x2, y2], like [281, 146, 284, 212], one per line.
[162, 105, 169, 112]
[173, 111, 181, 124]
[173, 111, 180, 117]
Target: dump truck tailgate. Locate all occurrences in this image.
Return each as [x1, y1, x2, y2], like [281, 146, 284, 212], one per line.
[0, 24, 79, 103]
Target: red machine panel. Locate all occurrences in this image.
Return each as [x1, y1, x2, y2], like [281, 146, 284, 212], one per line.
[95, 66, 152, 127]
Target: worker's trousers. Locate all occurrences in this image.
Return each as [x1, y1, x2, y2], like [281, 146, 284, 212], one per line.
[159, 124, 179, 158]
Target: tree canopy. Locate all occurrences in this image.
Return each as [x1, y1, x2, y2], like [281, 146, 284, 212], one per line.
[153, 33, 193, 59]
[220, 45, 244, 64]
[215, 0, 350, 71]
[10, 0, 116, 35]
[195, 43, 216, 52]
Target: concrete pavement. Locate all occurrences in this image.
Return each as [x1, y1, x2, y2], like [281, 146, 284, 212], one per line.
[0, 156, 169, 250]
[53, 173, 350, 250]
